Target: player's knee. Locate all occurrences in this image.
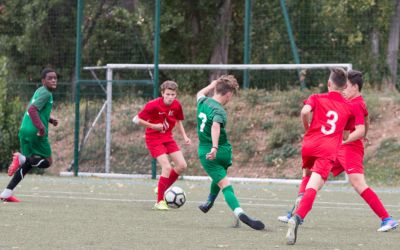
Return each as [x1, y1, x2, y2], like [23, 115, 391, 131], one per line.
[29, 156, 51, 169]
[161, 164, 172, 174]
[176, 161, 187, 172]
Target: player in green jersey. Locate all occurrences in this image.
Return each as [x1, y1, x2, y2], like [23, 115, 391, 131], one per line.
[0, 68, 58, 202]
[196, 75, 265, 231]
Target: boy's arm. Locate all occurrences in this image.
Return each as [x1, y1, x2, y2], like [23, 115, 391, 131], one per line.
[206, 122, 220, 160]
[364, 115, 369, 137]
[132, 115, 164, 132]
[300, 104, 312, 131]
[176, 120, 191, 145]
[343, 124, 365, 144]
[28, 105, 45, 136]
[49, 117, 58, 126]
[197, 80, 218, 101]
[343, 130, 350, 140]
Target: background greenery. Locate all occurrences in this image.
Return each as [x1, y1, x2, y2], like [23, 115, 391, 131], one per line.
[0, 0, 399, 182]
[0, 0, 399, 91]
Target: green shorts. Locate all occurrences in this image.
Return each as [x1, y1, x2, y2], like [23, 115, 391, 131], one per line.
[198, 146, 232, 184]
[19, 134, 52, 158]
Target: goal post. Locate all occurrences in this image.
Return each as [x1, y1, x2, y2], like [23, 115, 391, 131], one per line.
[67, 63, 352, 184]
[84, 63, 352, 71]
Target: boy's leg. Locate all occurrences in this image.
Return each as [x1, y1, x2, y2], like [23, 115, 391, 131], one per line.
[350, 174, 398, 231]
[350, 174, 389, 219]
[199, 181, 220, 213]
[287, 172, 324, 245]
[8, 152, 26, 176]
[3, 155, 50, 196]
[278, 169, 310, 223]
[1, 159, 33, 202]
[219, 178, 265, 230]
[155, 154, 172, 205]
[198, 152, 224, 213]
[199, 156, 264, 230]
[168, 150, 187, 189]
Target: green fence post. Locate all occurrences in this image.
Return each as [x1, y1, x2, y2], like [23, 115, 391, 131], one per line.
[280, 0, 306, 89]
[243, 0, 251, 89]
[73, 0, 84, 176]
[152, 0, 161, 179]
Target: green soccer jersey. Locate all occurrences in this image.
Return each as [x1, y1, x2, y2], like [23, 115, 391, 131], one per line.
[197, 96, 231, 153]
[19, 86, 53, 136]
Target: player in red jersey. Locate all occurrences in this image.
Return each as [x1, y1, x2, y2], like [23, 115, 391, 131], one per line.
[286, 68, 365, 245]
[132, 81, 191, 210]
[332, 70, 398, 231]
[279, 70, 398, 233]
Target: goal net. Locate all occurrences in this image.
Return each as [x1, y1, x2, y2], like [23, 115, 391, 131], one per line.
[61, 63, 352, 184]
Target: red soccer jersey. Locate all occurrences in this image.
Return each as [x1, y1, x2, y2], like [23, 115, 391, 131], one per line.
[302, 91, 359, 160]
[343, 95, 368, 149]
[138, 97, 184, 140]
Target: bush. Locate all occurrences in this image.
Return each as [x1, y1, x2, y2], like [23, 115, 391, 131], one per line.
[264, 144, 299, 167]
[268, 118, 302, 149]
[0, 57, 24, 171]
[363, 93, 381, 122]
[273, 89, 310, 117]
[364, 138, 400, 185]
[242, 88, 273, 106]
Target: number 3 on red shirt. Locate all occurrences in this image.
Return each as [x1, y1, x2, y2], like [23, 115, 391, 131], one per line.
[321, 110, 338, 135]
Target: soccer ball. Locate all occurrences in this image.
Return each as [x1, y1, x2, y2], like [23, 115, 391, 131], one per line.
[164, 186, 186, 208]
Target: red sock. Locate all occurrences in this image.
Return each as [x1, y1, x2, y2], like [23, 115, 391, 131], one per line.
[295, 188, 317, 219]
[298, 176, 311, 195]
[157, 176, 169, 202]
[360, 187, 390, 220]
[166, 168, 179, 189]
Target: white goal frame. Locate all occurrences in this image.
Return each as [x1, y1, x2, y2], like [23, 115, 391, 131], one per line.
[63, 63, 352, 184]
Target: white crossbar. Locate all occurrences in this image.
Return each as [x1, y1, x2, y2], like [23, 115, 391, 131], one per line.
[84, 63, 352, 71]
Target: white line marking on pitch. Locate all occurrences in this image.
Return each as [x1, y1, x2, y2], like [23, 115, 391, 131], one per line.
[13, 193, 400, 211]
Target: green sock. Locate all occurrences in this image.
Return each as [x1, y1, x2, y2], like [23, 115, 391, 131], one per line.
[209, 181, 220, 200]
[222, 185, 240, 211]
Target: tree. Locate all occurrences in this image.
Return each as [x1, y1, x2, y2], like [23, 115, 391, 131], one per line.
[209, 0, 233, 80]
[0, 0, 76, 81]
[386, 0, 400, 90]
[0, 57, 23, 171]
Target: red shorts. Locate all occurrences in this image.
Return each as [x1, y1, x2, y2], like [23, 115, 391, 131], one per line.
[302, 155, 334, 180]
[331, 145, 364, 176]
[145, 138, 180, 158]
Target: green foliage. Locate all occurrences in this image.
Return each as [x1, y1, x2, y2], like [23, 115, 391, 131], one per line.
[273, 89, 310, 116]
[240, 139, 258, 162]
[363, 93, 381, 122]
[0, 0, 75, 79]
[262, 121, 274, 130]
[241, 88, 274, 106]
[1, 0, 397, 92]
[364, 138, 400, 185]
[264, 144, 299, 167]
[268, 117, 302, 149]
[0, 57, 23, 171]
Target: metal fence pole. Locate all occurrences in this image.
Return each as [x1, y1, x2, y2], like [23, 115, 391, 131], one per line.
[152, 0, 161, 179]
[73, 0, 84, 176]
[105, 67, 113, 173]
[243, 0, 251, 89]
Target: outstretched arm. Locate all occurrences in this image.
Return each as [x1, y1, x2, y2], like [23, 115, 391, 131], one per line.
[176, 120, 191, 145]
[196, 79, 218, 101]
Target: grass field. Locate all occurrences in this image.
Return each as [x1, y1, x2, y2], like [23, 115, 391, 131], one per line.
[0, 174, 399, 250]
